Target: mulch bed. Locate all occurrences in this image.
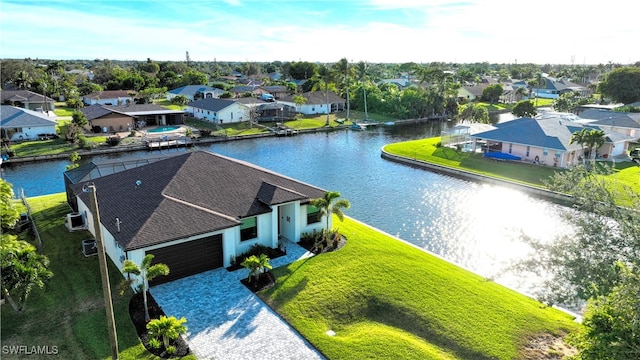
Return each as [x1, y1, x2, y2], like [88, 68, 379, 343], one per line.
[240, 271, 276, 293]
[226, 247, 287, 272]
[298, 234, 347, 254]
[129, 292, 190, 358]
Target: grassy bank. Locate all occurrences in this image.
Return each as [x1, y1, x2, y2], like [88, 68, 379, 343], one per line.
[0, 193, 195, 360]
[260, 216, 578, 359]
[383, 136, 640, 203]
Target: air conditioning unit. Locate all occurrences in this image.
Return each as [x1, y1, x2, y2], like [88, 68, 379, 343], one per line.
[82, 239, 97, 257]
[66, 213, 86, 232]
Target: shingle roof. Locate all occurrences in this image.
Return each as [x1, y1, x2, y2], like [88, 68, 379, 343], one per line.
[578, 109, 640, 129]
[79, 104, 115, 120]
[75, 151, 326, 251]
[168, 85, 222, 95]
[0, 90, 55, 103]
[187, 98, 238, 112]
[471, 117, 589, 151]
[83, 90, 135, 100]
[279, 91, 344, 105]
[79, 104, 183, 120]
[1, 105, 57, 127]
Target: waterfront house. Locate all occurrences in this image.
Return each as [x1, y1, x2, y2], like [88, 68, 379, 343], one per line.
[457, 85, 486, 102]
[470, 117, 634, 168]
[534, 77, 591, 99]
[71, 150, 327, 285]
[1, 105, 57, 142]
[279, 91, 345, 115]
[186, 98, 249, 124]
[79, 104, 185, 132]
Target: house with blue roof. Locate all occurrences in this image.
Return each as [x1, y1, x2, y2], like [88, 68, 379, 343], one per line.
[1, 105, 58, 142]
[167, 85, 225, 102]
[470, 117, 634, 168]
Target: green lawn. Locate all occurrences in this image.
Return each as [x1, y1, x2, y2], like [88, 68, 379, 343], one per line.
[383, 137, 640, 205]
[260, 216, 578, 360]
[0, 193, 196, 360]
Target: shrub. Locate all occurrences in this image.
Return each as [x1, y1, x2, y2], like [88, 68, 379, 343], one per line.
[92, 125, 102, 133]
[105, 136, 121, 146]
[199, 129, 212, 137]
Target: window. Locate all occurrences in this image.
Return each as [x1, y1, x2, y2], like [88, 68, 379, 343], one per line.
[240, 217, 257, 241]
[508, 143, 513, 154]
[543, 148, 548, 156]
[307, 205, 321, 225]
[526, 146, 530, 157]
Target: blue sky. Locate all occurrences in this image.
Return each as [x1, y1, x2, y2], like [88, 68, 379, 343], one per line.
[1, 0, 638, 64]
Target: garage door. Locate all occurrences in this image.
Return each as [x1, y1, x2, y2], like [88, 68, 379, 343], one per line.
[147, 234, 223, 286]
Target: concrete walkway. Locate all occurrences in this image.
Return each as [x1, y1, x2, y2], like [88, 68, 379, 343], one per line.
[151, 239, 326, 360]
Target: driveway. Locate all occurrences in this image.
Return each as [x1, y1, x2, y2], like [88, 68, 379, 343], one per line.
[151, 239, 325, 360]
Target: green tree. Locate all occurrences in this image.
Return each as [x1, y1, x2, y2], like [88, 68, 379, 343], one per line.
[120, 254, 169, 322]
[309, 191, 351, 239]
[597, 67, 640, 104]
[553, 91, 579, 112]
[292, 94, 307, 113]
[1, 234, 53, 312]
[137, 86, 168, 104]
[482, 84, 503, 104]
[311, 65, 335, 125]
[511, 100, 537, 117]
[71, 110, 88, 128]
[146, 315, 187, 350]
[287, 61, 317, 80]
[66, 151, 81, 171]
[0, 179, 21, 231]
[241, 253, 273, 283]
[458, 103, 489, 123]
[568, 263, 640, 359]
[170, 94, 189, 106]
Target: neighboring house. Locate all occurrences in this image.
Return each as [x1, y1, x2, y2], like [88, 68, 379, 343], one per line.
[186, 98, 249, 124]
[1, 90, 56, 112]
[65, 69, 95, 81]
[470, 117, 633, 168]
[260, 85, 288, 99]
[575, 109, 640, 140]
[534, 77, 591, 99]
[1, 105, 57, 141]
[166, 85, 225, 102]
[69, 150, 327, 285]
[377, 78, 410, 89]
[457, 85, 486, 102]
[279, 91, 345, 115]
[229, 85, 268, 98]
[83, 90, 135, 106]
[80, 104, 185, 132]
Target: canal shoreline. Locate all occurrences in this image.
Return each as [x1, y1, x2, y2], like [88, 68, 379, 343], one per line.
[380, 148, 574, 207]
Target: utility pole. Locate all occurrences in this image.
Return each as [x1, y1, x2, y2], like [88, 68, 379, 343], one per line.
[87, 184, 119, 360]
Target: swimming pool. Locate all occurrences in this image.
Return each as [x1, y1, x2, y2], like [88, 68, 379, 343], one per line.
[147, 126, 180, 133]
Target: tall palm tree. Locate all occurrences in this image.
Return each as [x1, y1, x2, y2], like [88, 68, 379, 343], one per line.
[310, 191, 351, 238]
[333, 58, 352, 121]
[355, 61, 369, 121]
[120, 254, 169, 322]
[311, 65, 334, 126]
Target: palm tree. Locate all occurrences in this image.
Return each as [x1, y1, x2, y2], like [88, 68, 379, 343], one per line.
[354, 61, 370, 121]
[240, 253, 273, 283]
[311, 65, 334, 126]
[120, 254, 169, 322]
[146, 315, 187, 350]
[515, 87, 527, 101]
[333, 58, 352, 121]
[310, 191, 351, 239]
[570, 128, 606, 165]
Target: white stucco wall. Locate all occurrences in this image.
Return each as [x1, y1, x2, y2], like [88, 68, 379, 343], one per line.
[187, 104, 247, 124]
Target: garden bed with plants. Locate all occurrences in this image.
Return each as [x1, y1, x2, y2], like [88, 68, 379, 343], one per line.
[226, 244, 286, 271]
[298, 229, 346, 254]
[129, 292, 190, 358]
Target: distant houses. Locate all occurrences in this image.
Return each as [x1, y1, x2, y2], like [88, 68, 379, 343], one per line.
[1, 90, 56, 112]
[1, 105, 58, 141]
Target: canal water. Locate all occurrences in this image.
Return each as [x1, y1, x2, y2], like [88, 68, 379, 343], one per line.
[1, 119, 572, 297]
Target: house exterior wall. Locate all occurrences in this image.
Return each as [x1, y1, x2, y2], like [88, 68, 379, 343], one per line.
[89, 113, 135, 132]
[187, 103, 247, 124]
[300, 103, 330, 115]
[77, 197, 127, 272]
[8, 124, 57, 141]
[300, 203, 327, 236]
[499, 142, 580, 168]
[84, 97, 133, 106]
